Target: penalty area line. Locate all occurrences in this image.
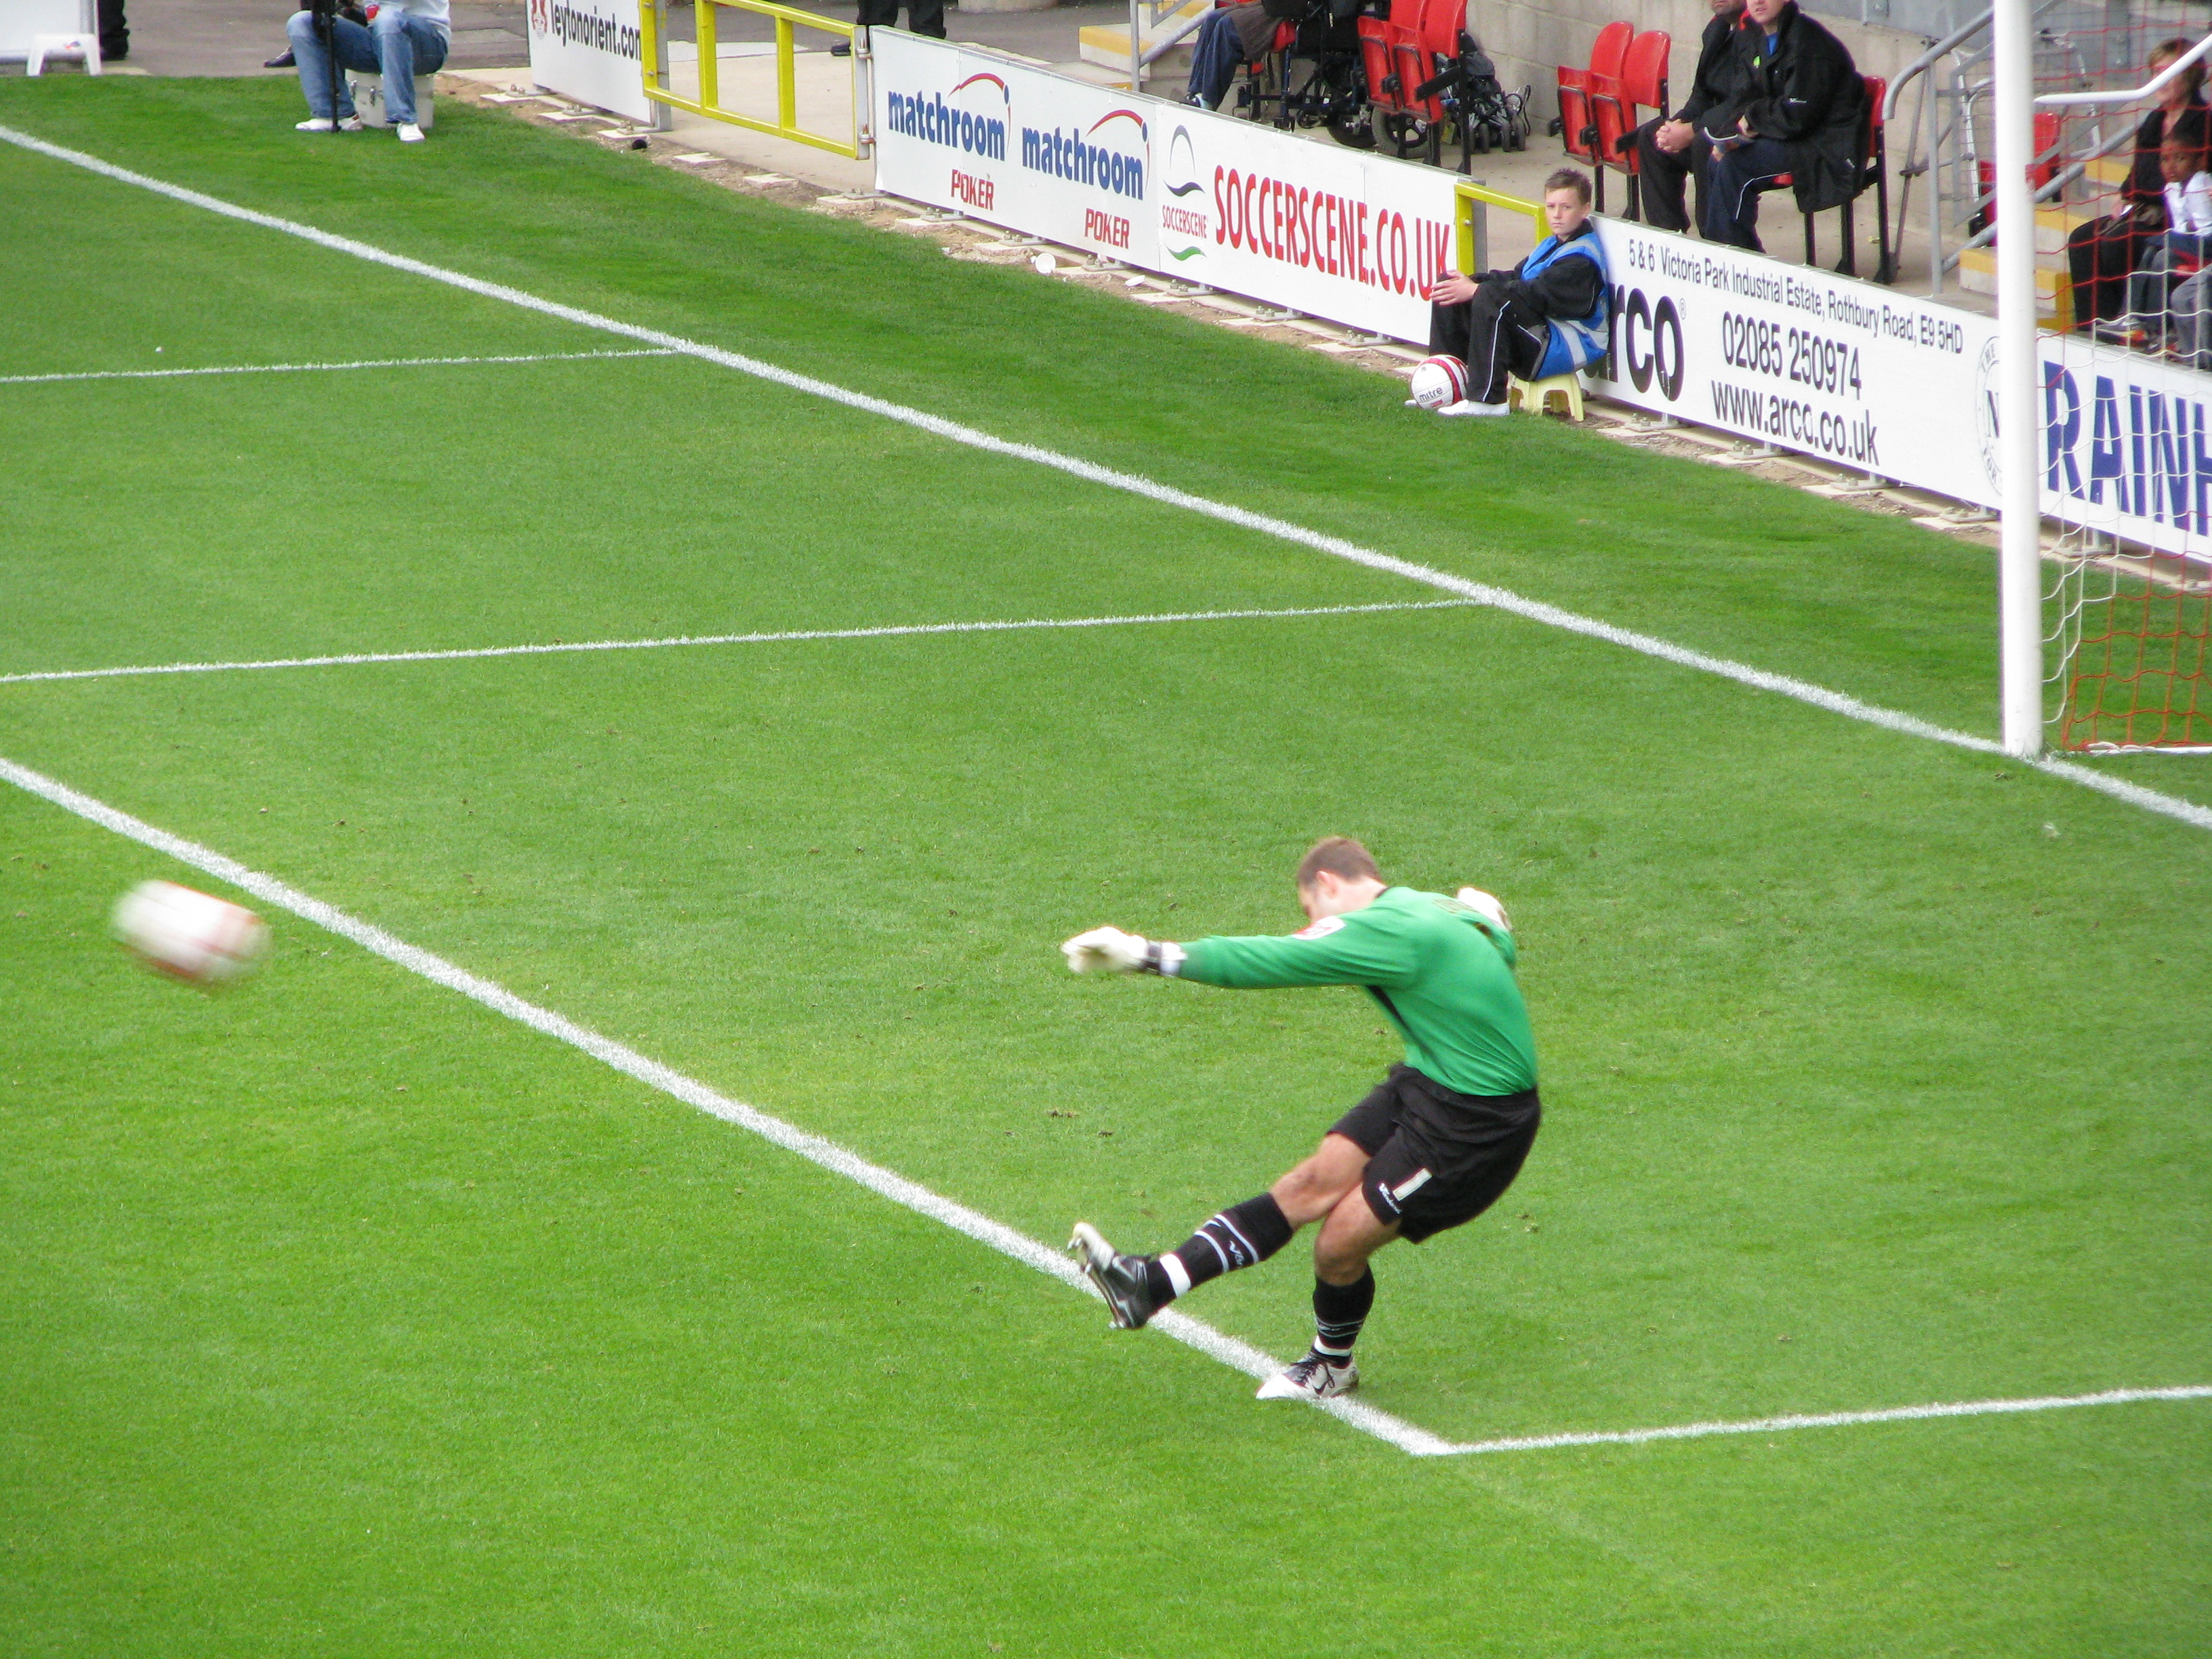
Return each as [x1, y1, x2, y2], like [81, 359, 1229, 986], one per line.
[3, 752, 2203, 1462]
[0, 350, 678, 386]
[3, 126, 2202, 836]
[0, 601, 1480, 687]
[0, 750, 1444, 1460]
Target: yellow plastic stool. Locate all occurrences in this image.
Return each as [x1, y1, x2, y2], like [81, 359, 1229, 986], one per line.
[1507, 373, 1585, 421]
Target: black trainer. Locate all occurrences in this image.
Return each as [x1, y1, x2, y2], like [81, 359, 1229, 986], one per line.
[1068, 1223, 1160, 1330]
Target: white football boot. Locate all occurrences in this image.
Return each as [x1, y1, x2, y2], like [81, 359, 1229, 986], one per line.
[1255, 1351, 1359, 1401]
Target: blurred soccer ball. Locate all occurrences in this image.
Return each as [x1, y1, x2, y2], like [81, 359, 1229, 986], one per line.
[111, 880, 269, 986]
[1409, 354, 1469, 411]
[1455, 885, 1512, 935]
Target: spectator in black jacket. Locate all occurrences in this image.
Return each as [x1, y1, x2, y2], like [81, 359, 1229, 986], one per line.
[2066, 39, 2210, 330]
[1630, 0, 1744, 234]
[1698, 0, 1862, 252]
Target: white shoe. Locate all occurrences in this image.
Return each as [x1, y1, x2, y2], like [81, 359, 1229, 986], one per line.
[1255, 1352, 1359, 1400]
[396, 123, 425, 143]
[296, 115, 364, 132]
[1437, 398, 1510, 417]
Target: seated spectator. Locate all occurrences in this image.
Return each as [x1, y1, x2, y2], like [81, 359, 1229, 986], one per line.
[1420, 168, 1610, 417]
[1631, 0, 1746, 235]
[2069, 39, 2210, 333]
[2124, 131, 2212, 344]
[1696, 0, 1862, 253]
[285, 0, 449, 141]
[1185, 0, 1321, 110]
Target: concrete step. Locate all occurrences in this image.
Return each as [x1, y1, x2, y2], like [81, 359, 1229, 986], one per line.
[1078, 1, 1206, 71]
[2036, 201, 2092, 256]
[1077, 29, 1194, 76]
[2083, 152, 2132, 186]
[1957, 244, 2072, 325]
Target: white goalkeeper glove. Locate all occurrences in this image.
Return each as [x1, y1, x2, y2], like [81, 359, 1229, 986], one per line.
[1061, 926, 1185, 976]
[1456, 886, 1513, 935]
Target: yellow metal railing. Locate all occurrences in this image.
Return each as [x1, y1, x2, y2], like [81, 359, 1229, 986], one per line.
[1454, 182, 1545, 276]
[641, 0, 859, 159]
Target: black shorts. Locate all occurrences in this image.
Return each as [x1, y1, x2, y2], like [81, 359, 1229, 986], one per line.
[1330, 1065, 1540, 1244]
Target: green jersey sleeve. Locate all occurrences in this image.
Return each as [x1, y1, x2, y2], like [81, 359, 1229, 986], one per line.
[1178, 907, 1419, 989]
[1172, 887, 1538, 1098]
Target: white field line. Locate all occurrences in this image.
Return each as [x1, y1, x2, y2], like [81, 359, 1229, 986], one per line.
[5, 749, 2207, 1462]
[0, 601, 1480, 687]
[3, 123, 2202, 836]
[0, 751, 1445, 1459]
[0, 350, 677, 386]
[1431, 1384, 2212, 1457]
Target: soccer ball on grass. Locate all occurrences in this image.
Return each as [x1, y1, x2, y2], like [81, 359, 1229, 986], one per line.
[111, 880, 270, 987]
[1408, 354, 1469, 411]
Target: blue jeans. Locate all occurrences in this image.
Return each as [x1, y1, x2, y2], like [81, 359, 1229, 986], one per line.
[287, 10, 449, 123]
[1701, 136, 1793, 251]
[1185, 8, 1247, 109]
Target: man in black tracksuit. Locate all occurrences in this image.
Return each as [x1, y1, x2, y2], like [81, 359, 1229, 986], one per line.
[1697, 0, 1863, 252]
[1629, 0, 1744, 234]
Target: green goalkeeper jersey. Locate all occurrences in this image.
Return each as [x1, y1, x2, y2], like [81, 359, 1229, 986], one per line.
[1176, 886, 1537, 1098]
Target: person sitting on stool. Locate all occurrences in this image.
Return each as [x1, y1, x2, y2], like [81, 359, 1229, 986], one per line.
[1629, 0, 1744, 234]
[1698, 0, 1860, 253]
[285, 0, 449, 141]
[1420, 168, 1610, 417]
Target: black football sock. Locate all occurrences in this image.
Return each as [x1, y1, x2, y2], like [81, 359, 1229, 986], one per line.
[1311, 1267, 1376, 1366]
[1142, 1192, 1295, 1304]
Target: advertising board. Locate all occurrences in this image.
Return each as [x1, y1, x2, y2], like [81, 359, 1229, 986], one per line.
[525, 0, 653, 124]
[867, 40, 2212, 557]
[1150, 106, 1460, 342]
[1586, 220, 2003, 510]
[872, 31, 1158, 268]
[2038, 334, 2212, 558]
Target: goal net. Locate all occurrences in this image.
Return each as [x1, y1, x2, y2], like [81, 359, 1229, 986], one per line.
[2047, 527, 2212, 752]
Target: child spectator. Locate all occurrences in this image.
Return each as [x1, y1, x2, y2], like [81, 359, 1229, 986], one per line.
[2125, 131, 2212, 348]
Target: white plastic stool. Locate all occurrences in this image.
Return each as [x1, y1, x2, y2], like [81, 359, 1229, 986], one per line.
[348, 72, 435, 129]
[26, 33, 101, 73]
[1507, 371, 1586, 422]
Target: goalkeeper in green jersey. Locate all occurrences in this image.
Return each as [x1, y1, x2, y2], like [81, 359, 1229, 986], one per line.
[1061, 836, 1540, 1403]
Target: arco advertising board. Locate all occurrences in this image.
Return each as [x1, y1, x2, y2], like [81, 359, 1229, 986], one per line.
[1586, 220, 2002, 511]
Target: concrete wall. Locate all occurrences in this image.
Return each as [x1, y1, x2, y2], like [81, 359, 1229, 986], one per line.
[1470, 0, 1935, 128]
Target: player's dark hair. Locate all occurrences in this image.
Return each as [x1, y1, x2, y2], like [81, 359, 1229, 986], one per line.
[1296, 836, 1382, 888]
[1545, 167, 1593, 205]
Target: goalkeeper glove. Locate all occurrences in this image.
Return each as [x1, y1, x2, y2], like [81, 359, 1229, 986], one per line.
[1061, 926, 1185, 976]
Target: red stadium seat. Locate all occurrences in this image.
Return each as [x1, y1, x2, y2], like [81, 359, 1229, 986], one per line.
[1563, 20, 1632, 211]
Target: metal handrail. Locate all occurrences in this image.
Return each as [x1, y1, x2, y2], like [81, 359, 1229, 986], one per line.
[2038, 28, 2212, 106]
[1453, 180, 1544, 277]
[1942, 117, 2138, 268]
[1139, 3, 1211, 68]
[1128, 0, 1205, 89]
[640, 0, 861, 159]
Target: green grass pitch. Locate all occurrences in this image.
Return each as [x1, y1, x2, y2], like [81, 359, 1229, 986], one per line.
[1, 75, 2207, 1657]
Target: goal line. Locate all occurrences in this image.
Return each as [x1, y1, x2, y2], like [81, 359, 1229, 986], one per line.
[3, 747, 2205, 1461]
